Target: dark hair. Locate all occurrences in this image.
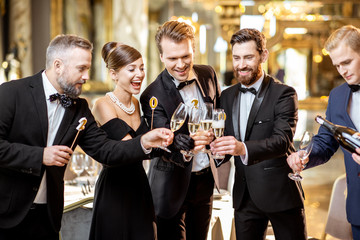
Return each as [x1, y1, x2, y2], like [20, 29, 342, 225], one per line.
[230, 28, 266, 54]
[46, 34, 93, 69]
[155, 20, 195, 54]
[325, 25, 360, 52]
[101, 42, 142, 70]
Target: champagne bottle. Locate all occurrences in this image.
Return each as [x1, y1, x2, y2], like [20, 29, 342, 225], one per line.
[315, 115, 360, 153]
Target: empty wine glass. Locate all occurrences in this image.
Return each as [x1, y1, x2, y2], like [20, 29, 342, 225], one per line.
[181, 106, 201, 158]
[211, 109, 226, 161]
[200, 102, 213, 152]
[83, 155, 101, 185]
[83, 155, 97, 176]
[70, 152, 85, 178]
[288, 131, 314, 181]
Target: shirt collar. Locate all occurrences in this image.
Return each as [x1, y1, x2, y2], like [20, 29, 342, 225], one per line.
[42, 71, 59, 100]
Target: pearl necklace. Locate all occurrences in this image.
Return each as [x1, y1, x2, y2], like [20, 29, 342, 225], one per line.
[106, 92, 135, 115]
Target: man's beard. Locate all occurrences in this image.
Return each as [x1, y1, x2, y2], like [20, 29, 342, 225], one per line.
[57, 72, 82, 98]
[234, 64, 262, 86]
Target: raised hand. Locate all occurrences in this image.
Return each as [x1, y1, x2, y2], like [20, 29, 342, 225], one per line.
[141, 128, 174, 150]
[210, 136, 246, 157]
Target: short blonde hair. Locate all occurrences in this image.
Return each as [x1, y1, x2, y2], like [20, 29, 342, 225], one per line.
[325, 25, 360, 52]
[155, 20, 195, 54]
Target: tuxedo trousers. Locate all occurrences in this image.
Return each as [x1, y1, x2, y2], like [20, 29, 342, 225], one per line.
[0, 204, 58, 240]
[234, 188, 307, 240]
[156, 168, 214, 240]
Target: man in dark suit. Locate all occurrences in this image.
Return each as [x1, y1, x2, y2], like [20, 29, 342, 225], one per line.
[0, 34, 173, 240]
[140, 20, 221, 240]
[287, 25, 360, 239]
[210, 28, 306, 240]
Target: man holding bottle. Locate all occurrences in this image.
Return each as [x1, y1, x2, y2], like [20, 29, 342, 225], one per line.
[287, 25, 360, 239]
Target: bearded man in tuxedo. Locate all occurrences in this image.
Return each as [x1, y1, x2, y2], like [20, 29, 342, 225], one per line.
[0, 34, 172, 240]
[211, 28, 306, 240]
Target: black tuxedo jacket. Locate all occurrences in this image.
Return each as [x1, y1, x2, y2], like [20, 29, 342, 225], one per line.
[140, 65, 221, 218]
[0, 71, 148, 231]
[220, 74, 304, 212]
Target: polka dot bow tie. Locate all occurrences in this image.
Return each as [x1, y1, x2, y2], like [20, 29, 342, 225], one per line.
[49, 93, 73, 108]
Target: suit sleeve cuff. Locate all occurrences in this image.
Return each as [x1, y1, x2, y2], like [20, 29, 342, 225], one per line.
[140, 140, 152, 154]
[240, 143, 249, 165]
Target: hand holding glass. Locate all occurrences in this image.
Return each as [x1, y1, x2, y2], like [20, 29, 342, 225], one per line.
[288, 131, 314, 181]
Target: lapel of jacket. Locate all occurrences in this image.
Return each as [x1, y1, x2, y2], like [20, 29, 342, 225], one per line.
[193, 65, 216, 105]
[53, 100, 77, 146]
[160, 69, 184, 117]
[29, 72, 48, 145]
[232, 83, 241, 141]
[343, 85, 357, 130]
[245, 75, 271, 140]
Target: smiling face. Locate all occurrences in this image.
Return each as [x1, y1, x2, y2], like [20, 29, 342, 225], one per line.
[56, 47, 92, 98]
[232, 40, 268, 86]
[159, 37, 194, 82]
[111, 57, 145, 95]
[329, 42, 360, 85]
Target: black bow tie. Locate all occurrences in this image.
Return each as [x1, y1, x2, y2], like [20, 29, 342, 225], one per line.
[349, 84, 360, 92]
[49, 93, 73, 108]
[239, 86, 257, 95]
[177, 80, 196, 90]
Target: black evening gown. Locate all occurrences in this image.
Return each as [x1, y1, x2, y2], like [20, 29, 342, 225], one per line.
[89, 117, 155, 240]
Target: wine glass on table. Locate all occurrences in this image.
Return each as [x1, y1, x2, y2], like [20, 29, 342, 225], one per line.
[83, 155, 100, 185]
[288, 131, 314, 181]
[211, 109, 226, 163]
[181, 106, 201, 158]
[200, 102, 213, 152]
[70, 152, 85, 179]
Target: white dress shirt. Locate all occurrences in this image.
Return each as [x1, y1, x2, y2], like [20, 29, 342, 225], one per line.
[348, 85, 360, 131]
[239, 72, 264, 165]
[34, 71, 66, 203]
[171, 70, 210, 172]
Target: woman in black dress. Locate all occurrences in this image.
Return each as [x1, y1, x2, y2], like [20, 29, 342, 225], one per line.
[89, 42, 155, 239]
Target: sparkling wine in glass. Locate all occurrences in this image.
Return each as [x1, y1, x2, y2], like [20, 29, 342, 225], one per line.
[211, 109, 226, 161]
[157, 102, 187, 153]
[288, 131, 314, 181]
[200, 102, 213, 152]
[181, 106, 201, 158]
[170, 102, 187, 132]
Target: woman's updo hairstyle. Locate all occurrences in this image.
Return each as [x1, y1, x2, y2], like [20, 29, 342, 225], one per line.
[101, 42, 142, 70]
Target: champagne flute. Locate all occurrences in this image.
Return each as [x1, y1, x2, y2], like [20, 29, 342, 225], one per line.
[211, 109, 225, 161]
[170, 102, 187, 132]
[181, 106, 201, 158]
[288, 131, 314, 181]
[158, 103, 187, 153]
[200, 102, 213, 152]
